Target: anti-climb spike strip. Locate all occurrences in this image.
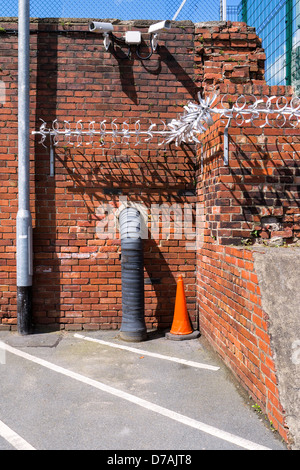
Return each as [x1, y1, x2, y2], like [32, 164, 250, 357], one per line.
[32, 91, 300, 165]
[33, 118, 170, 149]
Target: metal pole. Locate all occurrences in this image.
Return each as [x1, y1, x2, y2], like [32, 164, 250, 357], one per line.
[222, 0, 227, 21]
[17, 0, 33, 334]
[241, 0, 248, 23]
[172, 0, 188, 21]
[292, 0, 300, 93]
[286, 0, 293, 86]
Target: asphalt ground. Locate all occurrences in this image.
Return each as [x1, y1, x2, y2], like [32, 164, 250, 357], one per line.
[0, 329, 288, 453]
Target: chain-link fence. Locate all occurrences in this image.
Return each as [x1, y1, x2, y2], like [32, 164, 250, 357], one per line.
[3, 0, 298, 92]
[1, 0, 222, 22]
[226, 5, 239, 20]
[238, 0, 300, 93]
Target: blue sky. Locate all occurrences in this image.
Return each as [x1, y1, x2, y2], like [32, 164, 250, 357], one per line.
[1, 0, 238, 22]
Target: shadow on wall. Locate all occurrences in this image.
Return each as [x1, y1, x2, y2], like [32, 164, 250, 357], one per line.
[111, 40, 199, 104]
[52, 142, 196, 331]
[54, 142, 195, 220]
[33, 22, 60, 329]
[31, 25, 198, 331]
[158, 45, 199, 101]
[223, 134, 300, 245]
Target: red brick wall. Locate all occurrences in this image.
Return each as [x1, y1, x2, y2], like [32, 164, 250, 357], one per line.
[197, 90, 300, 247]
[195, 117, 293, 440]
[0, 21, 18, 328]
[194, 22, 299, 442]
[196, 243, 289, 441]
[194, 22, 300, 247]
[0, 19, 197, 331]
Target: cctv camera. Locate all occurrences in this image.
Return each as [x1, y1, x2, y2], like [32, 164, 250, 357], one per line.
[89, 21, 114, 33]
[89, 21, 114, 50]
[148, 20, 171, 34]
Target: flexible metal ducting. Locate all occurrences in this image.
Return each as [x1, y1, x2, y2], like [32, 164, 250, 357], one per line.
[119, 207, 147, 342]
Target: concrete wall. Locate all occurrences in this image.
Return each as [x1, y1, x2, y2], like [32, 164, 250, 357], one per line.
[254, 248, 300, 449]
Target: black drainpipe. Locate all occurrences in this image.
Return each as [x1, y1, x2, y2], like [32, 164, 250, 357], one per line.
[119, 207, 147, 342]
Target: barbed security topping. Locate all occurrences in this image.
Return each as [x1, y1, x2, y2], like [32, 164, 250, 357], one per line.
[32, 91, 300, 172]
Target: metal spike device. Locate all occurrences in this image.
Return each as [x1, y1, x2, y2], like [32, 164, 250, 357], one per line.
[32, 91, 300, 173]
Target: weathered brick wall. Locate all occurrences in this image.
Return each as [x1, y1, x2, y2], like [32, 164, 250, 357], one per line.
[0, 19, 197, 331]
[197, 93, 300, 247]
[194, 22, 299, 443]
[197, 243, 289, 441]
[0, 20, 18, 327]
[195, 21, 300, 247]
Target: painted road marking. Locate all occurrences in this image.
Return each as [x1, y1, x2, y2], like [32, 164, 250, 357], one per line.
[0, 419, 35, 450]
[0, 340, 270, 450]
[74, 333, 220, 371]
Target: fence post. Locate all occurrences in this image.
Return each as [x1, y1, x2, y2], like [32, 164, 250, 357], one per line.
[221, 0, 227, 20]
[286, 0, 293, 86]
[241, 0, 247, 23]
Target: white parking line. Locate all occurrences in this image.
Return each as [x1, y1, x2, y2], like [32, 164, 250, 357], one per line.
[0, 340, 270, 450]
[0, 419, 35, 450]
[74, 333, 220, 371]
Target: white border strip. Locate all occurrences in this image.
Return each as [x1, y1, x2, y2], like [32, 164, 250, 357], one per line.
[0, 419, 35, 450]
[0, 340, 270, 450]
[74, 333, 220, 371]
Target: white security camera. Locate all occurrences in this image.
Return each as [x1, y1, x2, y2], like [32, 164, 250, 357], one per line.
[148, 20, 171, 34]
[89, 21, 114, 50]
[89, 21, 114, 33]
[148, 21, 171, 52]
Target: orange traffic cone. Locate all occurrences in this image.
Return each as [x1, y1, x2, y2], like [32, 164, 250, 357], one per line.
[166, 275, 200, 341]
